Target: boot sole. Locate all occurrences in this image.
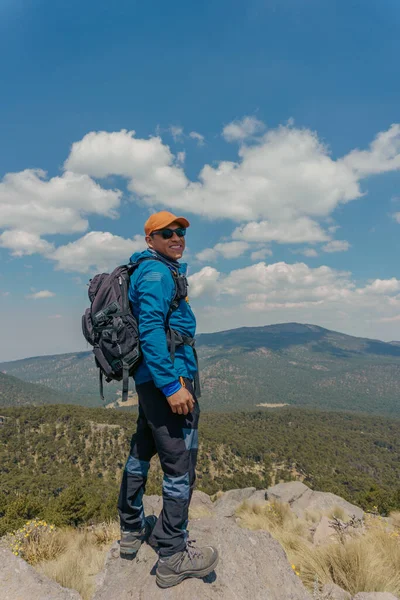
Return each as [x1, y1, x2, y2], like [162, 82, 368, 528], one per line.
[120, 546, 139, 559]
[156, 554, 219, 589]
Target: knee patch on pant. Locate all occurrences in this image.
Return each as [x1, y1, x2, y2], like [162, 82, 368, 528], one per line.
[162, 472, 190, 500]
[125, 455, 150, 477]
[182, 428, 198, 450]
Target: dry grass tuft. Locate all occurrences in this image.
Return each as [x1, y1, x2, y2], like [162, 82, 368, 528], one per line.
[90, 520, 120, 547]
[390, 511, 400, 533]
[327, 505, 347, 521]
[37, 528, 111, 600]
[4, 519, 66, 564]
[4, 520, 120, 600]
[189, 505, 213, 519]
[210, 490, 225, 502]
[293, 528, 400, 595]
[236, 500, 400, 596]
[236, 499, 307, 542]
[304, 509, 322, 524]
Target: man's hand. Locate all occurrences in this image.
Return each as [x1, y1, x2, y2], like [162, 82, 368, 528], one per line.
[167, 387, 195, 415]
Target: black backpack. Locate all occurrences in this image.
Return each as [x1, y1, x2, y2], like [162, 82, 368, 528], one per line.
[82, 257, 192, 403]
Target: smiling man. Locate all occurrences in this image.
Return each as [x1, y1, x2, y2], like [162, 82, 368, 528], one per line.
[118, 210, 219, 588]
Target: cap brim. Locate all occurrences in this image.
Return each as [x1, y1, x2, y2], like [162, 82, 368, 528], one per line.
[173, 216, 190, 228]
[162, 216, 190, 229]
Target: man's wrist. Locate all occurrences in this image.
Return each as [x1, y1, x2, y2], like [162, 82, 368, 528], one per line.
[161, 381, 182, 397]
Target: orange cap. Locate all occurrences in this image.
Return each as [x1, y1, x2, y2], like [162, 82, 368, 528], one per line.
[144, 211, 190, 236]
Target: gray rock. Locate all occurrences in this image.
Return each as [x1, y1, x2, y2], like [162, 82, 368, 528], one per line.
[313, 516, 337, 546]
[294, 491, 364, 521]
[321, 583, 351, 599]
[267, 482, 364, 521]
[267, 482, 312, 505]
[353, 594, 399, 600]
[143, 494, 163, 517]
[214, 487, 256, 517]
[0, 547, 81, 600]
[191, 490, 214, 510]
[247, 489, 268, 505]
[93, 516, 312, 600]
[189, 490, 215, 518]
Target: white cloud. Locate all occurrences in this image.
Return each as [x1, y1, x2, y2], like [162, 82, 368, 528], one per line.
[196, 248, 218, 262]
[0, 230, 54, 256]
[169, 125, 184, 142]
[177, 151, 186, 164]
[393, 212, 400, 223]
[2, 120, 400, 262]
[196, 241, 250, 262]
[188, 266, 220, 298]
[222, 116, 265, 142]
[233, 218, 329, 244]
[188, 261, 400, 340]
[51, 231, 145, 273]
[0, 168, 122, 257]
[292, 248, 319, 257]
[343, 124, 400, 175]
[250, 247, 273, 261]
[0, 169, 121, 235]
[322, 240, 350, 253]
[1, 291, 10, 297]
[220, 261, 354, 301]
[361, 278, 400, 295]
[189, 131, 205, 146]
[62, 123, 400, 248]
[26, 290, 56, 300]
[65, 129, 187, 199]
[48, 314, 62, 319]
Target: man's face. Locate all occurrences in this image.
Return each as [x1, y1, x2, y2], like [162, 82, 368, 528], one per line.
[146, 221, 186, 261]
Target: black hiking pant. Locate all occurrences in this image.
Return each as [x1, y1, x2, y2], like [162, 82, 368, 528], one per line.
[118, 378, 199, 557]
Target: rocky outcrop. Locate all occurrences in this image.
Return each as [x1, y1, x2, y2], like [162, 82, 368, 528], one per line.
[213, 487, 257, 517]
[322, 583, 352, 599]
[352, 594, 399, 600]
[266, 482, 364, 520]
[1, 485, 398, 600]
[0, 547, 81, 600]
[93, 515, 312, 600]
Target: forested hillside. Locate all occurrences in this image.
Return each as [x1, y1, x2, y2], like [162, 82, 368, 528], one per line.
[0, 371, 92, 408]
[0, 404, 399, 536]
[2, 323, 400, 416]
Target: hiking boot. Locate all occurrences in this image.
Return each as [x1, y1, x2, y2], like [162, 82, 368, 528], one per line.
[156, 539, 219, 588]
[120, 515, 157, 559]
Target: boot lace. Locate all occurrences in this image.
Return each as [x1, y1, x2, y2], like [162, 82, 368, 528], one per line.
[185, 539, 202, 561]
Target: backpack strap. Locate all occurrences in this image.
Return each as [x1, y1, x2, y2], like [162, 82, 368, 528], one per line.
[99, 371, 105, 402]
[167, 329, 201, 398]
[121, 362, 130, 403]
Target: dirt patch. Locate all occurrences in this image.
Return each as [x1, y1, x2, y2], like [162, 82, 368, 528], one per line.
[256, 403, 289, 408]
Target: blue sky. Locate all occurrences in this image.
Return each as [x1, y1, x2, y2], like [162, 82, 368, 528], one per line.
[1, 0, 400, 360]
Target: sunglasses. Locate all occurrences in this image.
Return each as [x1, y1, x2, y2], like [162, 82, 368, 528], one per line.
[151, 227, 186, 240]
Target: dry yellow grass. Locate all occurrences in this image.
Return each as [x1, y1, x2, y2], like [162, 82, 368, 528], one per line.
[26, 521, 119, 600]
[327, 505, 347, 521]
[210, 490, 225, 502]
[236, 500, 400, 596]
[390, 511, 400, 532]
[189, 505, 214, 519]
[236, 499, 308, 541]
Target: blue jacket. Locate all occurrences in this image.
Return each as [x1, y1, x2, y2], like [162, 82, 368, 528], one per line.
[128, 249, 198, 393]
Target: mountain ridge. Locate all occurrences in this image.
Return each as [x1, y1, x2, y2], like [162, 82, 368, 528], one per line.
[2, 322, 400, 415]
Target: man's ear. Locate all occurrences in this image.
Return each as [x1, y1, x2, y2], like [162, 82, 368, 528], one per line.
[145, 234, 153, 248]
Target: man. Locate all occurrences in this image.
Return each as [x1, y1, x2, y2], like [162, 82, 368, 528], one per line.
[118, 210, 219, 589]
